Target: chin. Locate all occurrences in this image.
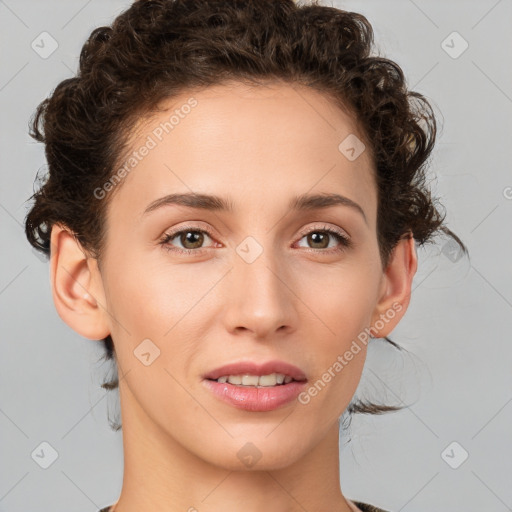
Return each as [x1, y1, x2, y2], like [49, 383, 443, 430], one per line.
[193, 432, 311, 472]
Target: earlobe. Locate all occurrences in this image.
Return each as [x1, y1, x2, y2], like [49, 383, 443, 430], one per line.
[50, 223, 110, 341]
[370, 234, 418, 338]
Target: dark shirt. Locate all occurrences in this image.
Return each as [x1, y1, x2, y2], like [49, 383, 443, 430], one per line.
[98, 501, 390, 512]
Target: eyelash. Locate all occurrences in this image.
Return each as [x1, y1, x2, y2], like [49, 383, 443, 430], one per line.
[159, 224, 352, 256]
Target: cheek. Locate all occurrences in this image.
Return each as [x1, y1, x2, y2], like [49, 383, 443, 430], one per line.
[305, 261, 381, 336]
[300, 264, 379, 402]
[104, 254, 215, 335]
[102, 256, 226, 390]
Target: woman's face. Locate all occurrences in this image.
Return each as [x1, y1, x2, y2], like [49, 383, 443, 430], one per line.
[74, 82, 413, 470]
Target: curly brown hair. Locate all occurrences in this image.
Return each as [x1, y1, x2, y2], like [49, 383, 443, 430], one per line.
[24, 0, 467, 429]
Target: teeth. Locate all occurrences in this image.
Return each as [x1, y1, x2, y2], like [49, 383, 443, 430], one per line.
[227, 375, 242, 385]
[215, 373, 293, 387]
[241, 375, 259, 386]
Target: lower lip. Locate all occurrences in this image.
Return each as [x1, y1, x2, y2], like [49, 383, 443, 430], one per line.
[202, 379, 307, 412]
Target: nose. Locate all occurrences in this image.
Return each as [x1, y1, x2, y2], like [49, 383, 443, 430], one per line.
[220, 242, 298, 340]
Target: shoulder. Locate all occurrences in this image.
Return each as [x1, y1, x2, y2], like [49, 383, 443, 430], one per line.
[352, 501, 392, 512]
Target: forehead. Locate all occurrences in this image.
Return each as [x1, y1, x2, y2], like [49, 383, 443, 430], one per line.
[107, 81, 377, 225]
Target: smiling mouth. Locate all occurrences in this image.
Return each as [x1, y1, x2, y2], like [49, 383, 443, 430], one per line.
[203, 366, 308, 411]
[206, 373, 303, 387]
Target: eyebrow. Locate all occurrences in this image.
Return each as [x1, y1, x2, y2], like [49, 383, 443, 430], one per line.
[143, 192, 367, 224]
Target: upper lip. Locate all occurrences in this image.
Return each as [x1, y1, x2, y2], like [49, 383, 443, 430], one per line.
[203, 360, 307, 381]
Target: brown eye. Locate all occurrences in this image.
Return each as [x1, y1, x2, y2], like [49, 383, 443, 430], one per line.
[296, 226, 351, 253]
[160, 224, 351, 256]
[306, 231, 330, 249]
[178, 230, 205, 249]
[160, 227, 216, 254]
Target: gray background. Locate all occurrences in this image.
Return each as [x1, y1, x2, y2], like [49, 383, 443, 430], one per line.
[1, 0, 511, 511]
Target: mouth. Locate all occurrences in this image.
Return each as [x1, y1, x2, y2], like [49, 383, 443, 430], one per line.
[206, 372, 301, 387]
[202, 359, 307, 384]
[202, 360, 308, 412]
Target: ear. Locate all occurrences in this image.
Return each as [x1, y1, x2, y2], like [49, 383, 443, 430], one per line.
[369, 234, 418, 338]
[49, 223, 110, 341]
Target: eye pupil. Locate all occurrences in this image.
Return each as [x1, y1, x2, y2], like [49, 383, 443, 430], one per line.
[182, 231, 204, 249]
[308, 232, 328, 249]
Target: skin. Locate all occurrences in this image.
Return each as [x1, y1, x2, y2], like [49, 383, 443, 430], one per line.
[50, 81, 417, 512]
